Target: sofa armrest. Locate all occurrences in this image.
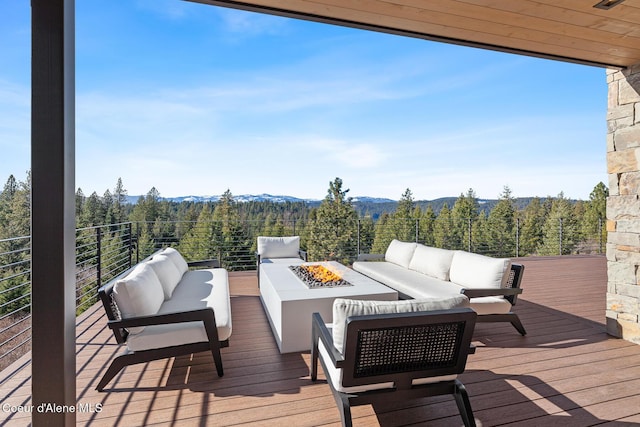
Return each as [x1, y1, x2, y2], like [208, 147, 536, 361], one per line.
[460, 287, 523, 299]
[310, 312, 344, 381]
[107, 307, 216, 330]
[187, 259, 220, 269]
[356, 253, 385, 262]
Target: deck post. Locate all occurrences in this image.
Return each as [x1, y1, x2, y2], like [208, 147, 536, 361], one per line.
[606, 63, 640, 344]
[31, 0, 76, 425]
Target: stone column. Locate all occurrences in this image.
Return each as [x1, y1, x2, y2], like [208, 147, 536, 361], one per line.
[606, 63, 640, 343]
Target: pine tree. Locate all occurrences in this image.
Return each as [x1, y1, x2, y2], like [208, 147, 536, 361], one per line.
[180, 203, 215, 261]
[0, 174, 31, 315]
[212, 190, 251, 269]
[519, 197, 546, 256]
[129, 188, 164, 257]
[358, 215, 375, 255]
[451, 189, 479, 251]
[80, 192, 104, 227]
[97, 178, 130, 227]
[582, 182, 608, 251]
[391, 188, 417, 242]
[307, 178, 358, 263]
[485, 186, 517, 257]
[418, 205, 436, 246]
[371, 212, 392, 254]
[433, 204, 454, 249]
[539, 193, 580, 255]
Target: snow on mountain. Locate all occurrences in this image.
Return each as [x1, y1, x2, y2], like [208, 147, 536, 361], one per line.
[126, 193, 396, 204]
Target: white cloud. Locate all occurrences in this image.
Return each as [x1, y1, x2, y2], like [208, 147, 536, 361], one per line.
[300, 137, 387, 169]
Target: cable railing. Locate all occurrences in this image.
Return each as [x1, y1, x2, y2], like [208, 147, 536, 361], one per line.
[0, 223, 136, 371]
[0, 216, 605, 373]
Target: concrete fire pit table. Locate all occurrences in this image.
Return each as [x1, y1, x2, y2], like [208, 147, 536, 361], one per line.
[259, 261, 398, 353]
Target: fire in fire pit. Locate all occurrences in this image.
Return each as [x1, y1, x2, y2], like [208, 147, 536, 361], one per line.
[289, 264, 353, 289]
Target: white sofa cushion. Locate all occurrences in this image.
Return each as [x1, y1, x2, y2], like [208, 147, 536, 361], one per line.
[449, 251, 511, 289]
[353, 261, 463, 300]
[161, 247, 189, 275]
[332, 295, 469, 354]
[113, 263, 164, 334]
[146, 254, 183, 300]
[127, 268, 233, 351]
[384, 239, 417, 268]
[468, 296, 512, 315]
[257, 236, 300, 259]
[409, 244, 455, 280]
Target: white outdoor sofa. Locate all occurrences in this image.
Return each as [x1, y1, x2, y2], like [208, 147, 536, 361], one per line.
[352, 240, 526, 335]
[96, 247, 232, 391]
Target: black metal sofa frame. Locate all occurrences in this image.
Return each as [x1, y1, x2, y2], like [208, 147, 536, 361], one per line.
[462, 263, 526, 335]
[95, 258, 228, 391]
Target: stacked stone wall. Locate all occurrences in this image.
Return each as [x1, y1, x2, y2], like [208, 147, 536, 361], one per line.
[607, 63, 640, 343]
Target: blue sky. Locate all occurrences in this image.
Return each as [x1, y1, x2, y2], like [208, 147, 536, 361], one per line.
[1, 0, 608, 201]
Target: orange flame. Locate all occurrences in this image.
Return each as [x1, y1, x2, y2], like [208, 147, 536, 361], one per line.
[301, 264, 342, 283]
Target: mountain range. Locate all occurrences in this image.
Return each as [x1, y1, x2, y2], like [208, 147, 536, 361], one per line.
[124, 193, 538, 217]
[125, 193, 398, 205]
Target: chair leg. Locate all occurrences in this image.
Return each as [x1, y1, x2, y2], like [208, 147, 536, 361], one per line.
[337, 394, 353, 427]
[310, 340, 319, 381]
[453, 380, 476, 427]
[510, 314, 527, 336]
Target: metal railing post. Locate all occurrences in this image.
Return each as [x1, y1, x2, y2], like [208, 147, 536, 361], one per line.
[128, 222, 133, 268]
[516, 218, 520, 258]
[135, 222, 140, 263]
[357, 219, 361, 256]
[467, 218, 472, 252]
[96, 227, 102, 290]
[559, 218, 564, 255]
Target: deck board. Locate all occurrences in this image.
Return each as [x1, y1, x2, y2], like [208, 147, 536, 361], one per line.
[2, 256, 640, 426]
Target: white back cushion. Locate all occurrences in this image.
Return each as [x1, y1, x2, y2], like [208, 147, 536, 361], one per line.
[332, 295, 469, 353]
[409, 244, 455, 280]
[384, 239, 417, 268]
[146, 254, 183, 300]
[449, 251, 512, 289]
[113, 263, 164, 334]
[257, 236, 300, 259]
[161, 247, 189, 275]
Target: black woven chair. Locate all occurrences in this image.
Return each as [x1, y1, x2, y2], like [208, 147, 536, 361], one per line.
[311, 308, 478, 427]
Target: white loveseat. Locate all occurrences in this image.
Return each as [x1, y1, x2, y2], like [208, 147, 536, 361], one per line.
[352, 240, 526, 335]
[96, 247, 232, 391]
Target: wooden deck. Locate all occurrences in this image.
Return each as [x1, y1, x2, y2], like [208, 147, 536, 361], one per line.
[2, 256, 640, 426]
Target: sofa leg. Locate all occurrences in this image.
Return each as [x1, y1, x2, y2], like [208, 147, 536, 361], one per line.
[96, 356, 128, 391]
[477, 313, 527, 336]
[211, 346, 224, 377]
[511, 315, 527, 336]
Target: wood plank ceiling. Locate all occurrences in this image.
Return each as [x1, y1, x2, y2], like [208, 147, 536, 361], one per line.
[190, 0, 640, 69]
